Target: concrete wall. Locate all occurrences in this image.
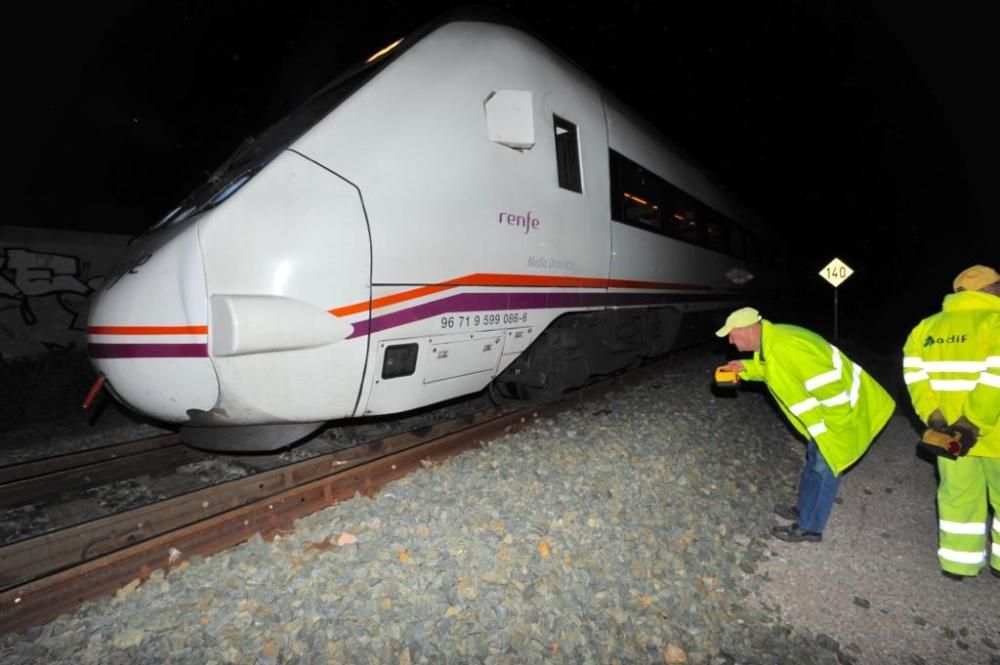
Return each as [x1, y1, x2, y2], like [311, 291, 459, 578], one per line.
[0, 225, 132, 361]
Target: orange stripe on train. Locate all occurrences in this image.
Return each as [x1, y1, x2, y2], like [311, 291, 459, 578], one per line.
[87, 325, 209, 335]
[329, 272, 710, 317]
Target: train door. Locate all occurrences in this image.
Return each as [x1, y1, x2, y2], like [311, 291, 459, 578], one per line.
[536, 84, 612, 286]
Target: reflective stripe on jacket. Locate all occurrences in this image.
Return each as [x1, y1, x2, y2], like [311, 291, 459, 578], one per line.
[903, 290, 1000, 457]
[739, 320, 895, 475]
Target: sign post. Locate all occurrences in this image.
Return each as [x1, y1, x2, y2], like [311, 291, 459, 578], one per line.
[819, 258, 854, 340]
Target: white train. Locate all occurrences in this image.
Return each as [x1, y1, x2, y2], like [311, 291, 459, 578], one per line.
[86, 12, 780, 451]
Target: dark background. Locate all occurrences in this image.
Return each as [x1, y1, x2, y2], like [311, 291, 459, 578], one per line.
[14, 1, 998, 353]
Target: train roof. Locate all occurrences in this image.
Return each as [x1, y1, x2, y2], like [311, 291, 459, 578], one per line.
[412, 8, 771, 233]
[157, 7, 773, 242]
[348, 8, 773, 238]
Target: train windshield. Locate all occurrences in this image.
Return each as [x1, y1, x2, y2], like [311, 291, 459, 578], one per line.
[145, 37, 408, 235]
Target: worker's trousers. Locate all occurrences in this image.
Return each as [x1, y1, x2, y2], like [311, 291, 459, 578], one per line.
[936, 455, 1000, 576]
[797, 439, 840, 533]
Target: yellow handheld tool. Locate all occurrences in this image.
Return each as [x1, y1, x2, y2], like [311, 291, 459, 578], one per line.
[714, 366, 740, 388]
[919, 429, 962, 457]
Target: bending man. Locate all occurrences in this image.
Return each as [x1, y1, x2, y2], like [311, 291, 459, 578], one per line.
[716, 307, 895, 542]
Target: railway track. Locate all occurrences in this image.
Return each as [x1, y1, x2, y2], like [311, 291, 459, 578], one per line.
[0, 397, 499, 548]
[0, 356, 676, 634]
[0, 434, 198, 511]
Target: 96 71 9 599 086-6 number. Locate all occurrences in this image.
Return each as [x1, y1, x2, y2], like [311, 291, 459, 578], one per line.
[439, 312, 528, 329]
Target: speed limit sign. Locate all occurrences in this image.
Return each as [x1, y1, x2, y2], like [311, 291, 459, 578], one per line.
[819, 257, 853, 340]
[819, 258, 854, 287]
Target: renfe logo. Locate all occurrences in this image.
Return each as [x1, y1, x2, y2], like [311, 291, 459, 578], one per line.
[499, 211, 540, 235]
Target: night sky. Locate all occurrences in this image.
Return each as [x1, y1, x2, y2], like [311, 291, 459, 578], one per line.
[16, 1, 998, 351]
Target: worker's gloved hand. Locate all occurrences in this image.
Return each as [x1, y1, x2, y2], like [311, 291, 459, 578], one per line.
[948, 416, 980, 456]
[927, 410, 948, 433]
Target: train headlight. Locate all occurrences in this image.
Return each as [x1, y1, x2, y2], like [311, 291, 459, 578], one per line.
[382, 343, 419, 379]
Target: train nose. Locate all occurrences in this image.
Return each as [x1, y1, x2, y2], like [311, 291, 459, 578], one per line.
[87, 219, 219, 422]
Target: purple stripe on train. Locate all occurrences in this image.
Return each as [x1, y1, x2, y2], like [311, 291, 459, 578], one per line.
[88, 343, 209, 359]
[348, 290, 732, 338]
[87, 291, 734, 355]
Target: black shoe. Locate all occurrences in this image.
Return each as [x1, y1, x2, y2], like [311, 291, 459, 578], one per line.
[772, 523, 822, 543]
[774, 504, 799, 521]
[990, 568, 1000, 579]
[941, 571, 965, 582]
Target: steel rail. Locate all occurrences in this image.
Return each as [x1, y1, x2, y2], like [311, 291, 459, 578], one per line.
[0, 434, 182, 486]
[0, 438, 206, 510]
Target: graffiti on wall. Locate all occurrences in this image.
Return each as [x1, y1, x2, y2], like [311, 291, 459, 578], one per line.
[0, 247, 104, 357]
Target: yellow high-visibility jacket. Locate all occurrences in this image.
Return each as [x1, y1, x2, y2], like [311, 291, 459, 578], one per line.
[903, 290, 1000, 457]
[738, 320, 895, 475]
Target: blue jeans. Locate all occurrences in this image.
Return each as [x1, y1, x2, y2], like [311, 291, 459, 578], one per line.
[797, 439, 841, 533]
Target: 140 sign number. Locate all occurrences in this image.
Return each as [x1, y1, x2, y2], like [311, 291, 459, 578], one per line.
[819, 258, 854, 287]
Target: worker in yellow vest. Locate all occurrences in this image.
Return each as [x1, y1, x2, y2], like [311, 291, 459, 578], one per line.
[716, 308, 895, 542]
[903, 264, 1000, 581]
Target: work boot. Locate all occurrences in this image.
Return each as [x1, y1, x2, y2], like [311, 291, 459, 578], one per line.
[991, 568, 1000, 579]
[773, 504, 799, 521]
[771, 523, 822, 543]
[941, 571, 964, 582]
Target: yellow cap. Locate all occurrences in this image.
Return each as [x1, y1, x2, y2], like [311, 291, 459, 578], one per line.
[953, 265, 1000, 292]
[715, 307, 761, 337]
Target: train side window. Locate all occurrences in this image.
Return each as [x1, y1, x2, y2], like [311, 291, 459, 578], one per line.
[610, 149, 745, 255]
[609, 150, 662, 229]
[666, 206, 704, 245]
[704, 211, 729, 253]
[624, 191, 662, 229]
[553, 116, 582, 193]
[661, 185, 704, 246]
